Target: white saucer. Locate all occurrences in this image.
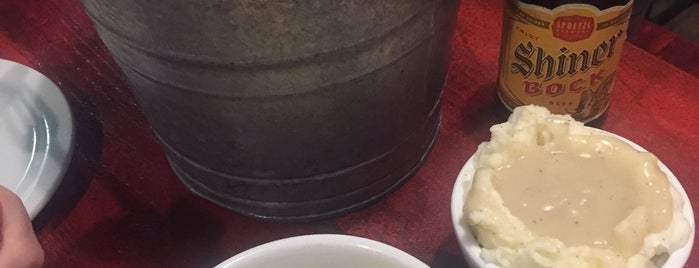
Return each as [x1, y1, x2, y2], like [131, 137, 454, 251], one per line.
[0, 59, 73, 218]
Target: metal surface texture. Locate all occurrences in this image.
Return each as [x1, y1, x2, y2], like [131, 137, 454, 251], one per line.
[79, 0, 460, 221]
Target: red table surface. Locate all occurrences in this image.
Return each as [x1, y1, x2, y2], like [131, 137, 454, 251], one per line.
[1, 0, 698, 267]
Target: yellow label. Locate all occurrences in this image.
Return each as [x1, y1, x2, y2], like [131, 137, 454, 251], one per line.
[497, 0, 632, 122]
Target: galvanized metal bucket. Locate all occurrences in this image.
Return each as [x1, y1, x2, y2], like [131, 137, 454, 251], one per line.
[80, 0, 459, 221]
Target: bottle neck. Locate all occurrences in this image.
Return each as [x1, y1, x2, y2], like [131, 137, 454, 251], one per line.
[518, 0, 631, 11]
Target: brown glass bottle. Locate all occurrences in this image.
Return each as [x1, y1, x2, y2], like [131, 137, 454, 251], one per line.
[496, 0, 635, 126]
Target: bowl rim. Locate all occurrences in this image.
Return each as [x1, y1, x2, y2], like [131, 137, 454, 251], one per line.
[450, 127, 696, 268]
[214, 234, 429, 268]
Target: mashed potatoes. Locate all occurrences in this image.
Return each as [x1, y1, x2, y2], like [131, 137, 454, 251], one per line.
[463, 105, 690, 268]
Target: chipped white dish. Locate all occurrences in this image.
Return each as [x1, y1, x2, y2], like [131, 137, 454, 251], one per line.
[0, 59, 73, 218]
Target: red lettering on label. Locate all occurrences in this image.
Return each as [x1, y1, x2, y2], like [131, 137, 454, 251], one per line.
[524, 81, 541, 95]
[570, 79, 585, 92]
[590, 70, 605, 86]
[546, 83, 564, 96]
[552, 15, 594, 42]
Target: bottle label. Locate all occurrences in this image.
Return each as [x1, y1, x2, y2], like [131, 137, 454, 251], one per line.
[497, 0, 632, 122]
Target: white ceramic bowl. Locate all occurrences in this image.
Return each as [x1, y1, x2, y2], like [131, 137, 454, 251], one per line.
[450, 130, 695, 268]
[214, 234, 429, 268]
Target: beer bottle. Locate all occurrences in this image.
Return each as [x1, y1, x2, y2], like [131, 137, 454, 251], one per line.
[497, 0, 634, 123]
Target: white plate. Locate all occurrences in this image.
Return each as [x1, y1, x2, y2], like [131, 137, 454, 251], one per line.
[450, 129, 695, 268]
[214, 234, 429, 268]
[0, 59, 73, 218]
